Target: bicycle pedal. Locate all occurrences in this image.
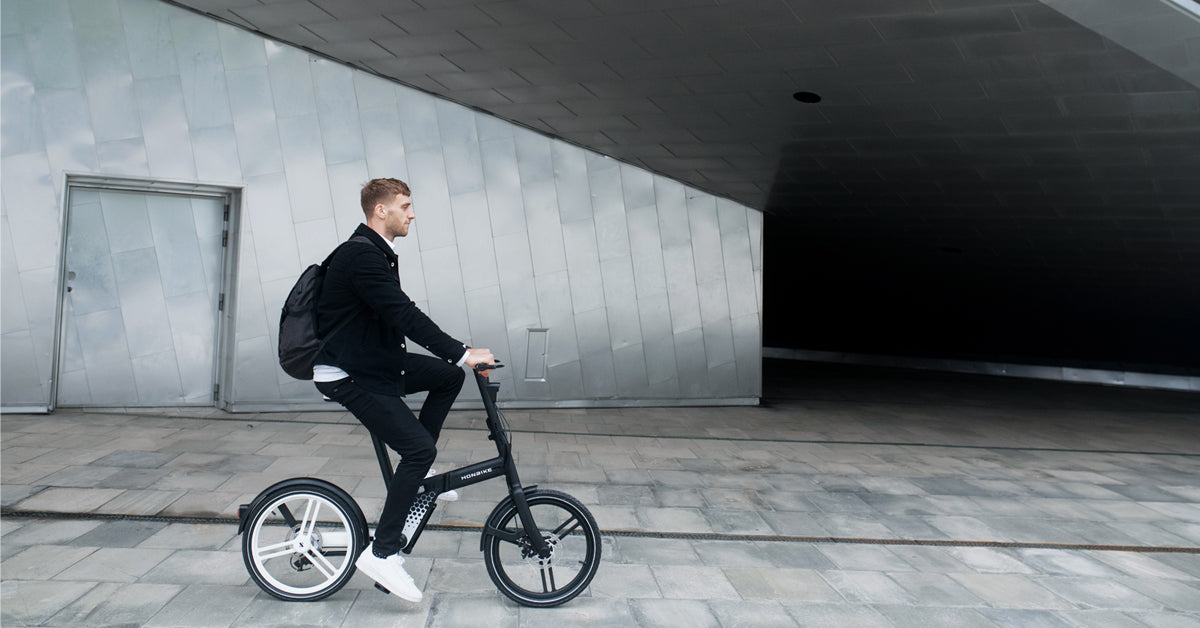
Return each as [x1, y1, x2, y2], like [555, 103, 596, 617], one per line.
[374, 582, 391, 594]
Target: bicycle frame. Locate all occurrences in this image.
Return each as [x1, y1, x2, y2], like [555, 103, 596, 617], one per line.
[369, 366, 553, 559]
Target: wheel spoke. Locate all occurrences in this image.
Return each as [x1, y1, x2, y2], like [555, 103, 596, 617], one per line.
[552, 515, 580, 538]
[300, 498, 319, 536]
[255, 540, 299, 561]
[304, 549, 335, 578]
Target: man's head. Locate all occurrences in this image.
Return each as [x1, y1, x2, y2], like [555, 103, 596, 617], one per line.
[361, 178, 414, 241]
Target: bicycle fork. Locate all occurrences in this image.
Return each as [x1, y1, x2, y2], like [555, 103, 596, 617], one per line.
[507, 487, 553, 559]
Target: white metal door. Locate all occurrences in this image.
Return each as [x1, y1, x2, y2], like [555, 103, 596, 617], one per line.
[57, 188, 226, 406]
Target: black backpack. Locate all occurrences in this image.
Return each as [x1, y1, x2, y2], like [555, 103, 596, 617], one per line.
[277, 236, 368, 380]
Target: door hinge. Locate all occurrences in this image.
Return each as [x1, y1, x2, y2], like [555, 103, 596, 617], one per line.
[218, 293, 225, 311]
[212, 383, 220, 402]
[222, 201, 231, 247]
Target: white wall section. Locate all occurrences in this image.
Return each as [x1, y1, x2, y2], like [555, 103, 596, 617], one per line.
[1, 0, 762, 410]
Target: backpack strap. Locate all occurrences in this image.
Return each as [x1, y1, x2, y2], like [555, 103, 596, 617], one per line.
[316, 234, 372, 341]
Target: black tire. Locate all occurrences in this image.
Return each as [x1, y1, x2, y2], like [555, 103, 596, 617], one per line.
[482, 490, 602, 607]
[241, 483, 364, 601]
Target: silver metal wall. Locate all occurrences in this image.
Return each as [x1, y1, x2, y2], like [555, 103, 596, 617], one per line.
[1, 0, 763, 411]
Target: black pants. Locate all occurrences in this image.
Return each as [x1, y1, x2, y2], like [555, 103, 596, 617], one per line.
[315, 354, 465, 556]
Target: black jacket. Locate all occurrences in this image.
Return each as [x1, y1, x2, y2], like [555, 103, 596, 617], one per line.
[315, 224, 467, 396]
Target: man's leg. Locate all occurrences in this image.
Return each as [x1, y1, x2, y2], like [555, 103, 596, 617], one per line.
[403, 354, 465, 443]
[314, 377, 433, 555]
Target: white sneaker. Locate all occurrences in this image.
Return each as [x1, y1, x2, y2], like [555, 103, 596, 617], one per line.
[426, 468, 458, 502]
[355, 543, 423, 602]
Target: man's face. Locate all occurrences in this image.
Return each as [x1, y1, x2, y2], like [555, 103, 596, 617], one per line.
[381, 193, 415, 239]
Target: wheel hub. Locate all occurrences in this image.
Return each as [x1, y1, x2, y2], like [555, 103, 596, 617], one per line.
[287, 525, 324, 571]
[522, 532, 560, 565]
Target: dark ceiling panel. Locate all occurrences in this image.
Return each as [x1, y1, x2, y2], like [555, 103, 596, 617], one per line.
[164, 0, 1200, 369]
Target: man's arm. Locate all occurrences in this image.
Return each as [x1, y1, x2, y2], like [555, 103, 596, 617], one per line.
[346, 245, 468, 364]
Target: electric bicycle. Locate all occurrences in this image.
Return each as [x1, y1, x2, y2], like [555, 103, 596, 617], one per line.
[237, 363, 602, 607]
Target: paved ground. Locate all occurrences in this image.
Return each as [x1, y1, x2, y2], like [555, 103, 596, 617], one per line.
[2, 360, 1199, 627]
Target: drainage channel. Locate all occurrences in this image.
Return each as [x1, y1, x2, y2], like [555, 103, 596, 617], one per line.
[5, 509, 1197, 555]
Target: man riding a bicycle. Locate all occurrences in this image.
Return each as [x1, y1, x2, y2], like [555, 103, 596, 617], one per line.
[313, 177, 494, 602]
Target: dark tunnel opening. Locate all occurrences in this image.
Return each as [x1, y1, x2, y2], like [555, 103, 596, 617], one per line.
[763, 214, 1200, 376]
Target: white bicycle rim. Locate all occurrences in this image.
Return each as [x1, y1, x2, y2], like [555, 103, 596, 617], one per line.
[248, 491, 355, 597]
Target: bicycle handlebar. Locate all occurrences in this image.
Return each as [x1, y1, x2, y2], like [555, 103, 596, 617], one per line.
[473, 361, 505, 373]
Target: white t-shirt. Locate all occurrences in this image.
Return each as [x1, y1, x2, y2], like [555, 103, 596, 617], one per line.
[314, 349, 470, 383]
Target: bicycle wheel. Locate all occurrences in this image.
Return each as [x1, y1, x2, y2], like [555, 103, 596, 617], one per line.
[482, 489, 602, 607]
[242, 483, 364, 601]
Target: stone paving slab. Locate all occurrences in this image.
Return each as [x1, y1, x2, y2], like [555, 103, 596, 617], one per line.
[3, 363, 1199, 626]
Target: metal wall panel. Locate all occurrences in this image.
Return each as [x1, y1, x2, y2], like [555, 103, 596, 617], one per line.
[233, 232, 268, 343]
[493, 233, 539, 325]
[326, 159, 369, 239]
[451, 190, 500, 293]
[588, 153, 629, 262]
[277, 113, 334, 223]
[516, 134, 568, 277]
[552, 142, 591, 223]
[95, 138, 150, 176]
[294, 217, 340, 268]
[688, 193, 723, 285]
[534, 269, 581, 368]
[360, 105, 409, 181]
[1, 0, 763, 409]
[747, 208, 764, 313]
[168, 9, 232, 130]
[600, 257, 642, 351]
[191, 125, 243, 183]
[717, 199, 758, 321]
[422, 244, 471, 343]
[135, 77, 198, 180]
[73, 1, 141, 144]
[312, 59, 365, 167]
[16, 0, 83, 91]
[561, 218, 605, 314]
[576, 306, 617, 398]
[1, 218, 29, 336]
[479, 138, 526, 236]
[265, 42, 315, 118]
[226, 67, 283, 177]
[396, 88, 441, 152]
[626, 205, 668, 299]
[1, 35, 43, 157]
[216, 17, 266, 70]
[38, 88, 97, 175]
[120, 0, 179, 80]
[674, 327, 709, 396]
[465, 284, 513, 387]
[613, 343, 649, 396]
[406, 148, 456, 252]
[242, 171, 299, 283]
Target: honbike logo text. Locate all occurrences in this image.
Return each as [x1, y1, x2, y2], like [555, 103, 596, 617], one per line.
[460, 468, 493, 481]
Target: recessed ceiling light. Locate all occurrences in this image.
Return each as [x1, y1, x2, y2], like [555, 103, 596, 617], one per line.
[793, 91, 822, 103]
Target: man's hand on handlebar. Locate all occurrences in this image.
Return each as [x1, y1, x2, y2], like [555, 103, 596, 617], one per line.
[465, 347, 496, 376]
